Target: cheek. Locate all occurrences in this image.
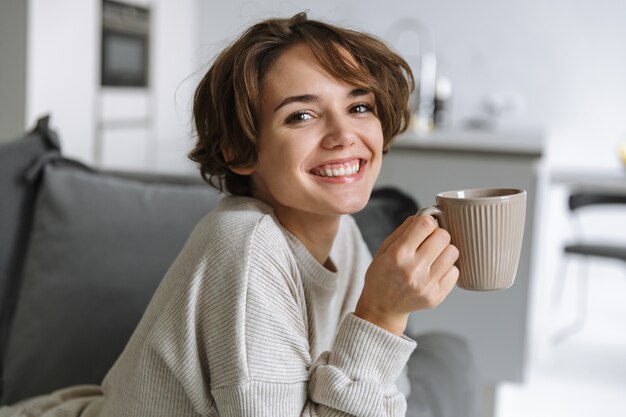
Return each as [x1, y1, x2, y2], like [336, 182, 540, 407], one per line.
[367, 129, 385, 172]
[368, 131, 385, 156]
[365, 118, 384, 145]
[258, 146, 305, 181]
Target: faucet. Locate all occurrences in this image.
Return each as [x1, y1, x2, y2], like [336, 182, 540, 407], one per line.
[387, 18, 438, 133]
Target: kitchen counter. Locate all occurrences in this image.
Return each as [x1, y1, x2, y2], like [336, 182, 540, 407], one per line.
[392, 127, 545, 157]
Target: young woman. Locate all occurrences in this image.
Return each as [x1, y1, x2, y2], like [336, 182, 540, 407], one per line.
[1, 12, 459, 417]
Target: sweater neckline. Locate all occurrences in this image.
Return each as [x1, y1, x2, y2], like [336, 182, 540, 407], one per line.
[277, 215, 341, 289]
[221, 196, 341, 288]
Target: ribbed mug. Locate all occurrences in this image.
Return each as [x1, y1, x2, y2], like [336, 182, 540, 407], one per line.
[417, 188, 527, 291]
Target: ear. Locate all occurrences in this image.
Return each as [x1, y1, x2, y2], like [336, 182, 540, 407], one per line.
[230, 166, 255, 176]
[221, 145, 255, 176]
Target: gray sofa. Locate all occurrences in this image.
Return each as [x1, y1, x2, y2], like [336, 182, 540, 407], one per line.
[0, 117, 478, 417]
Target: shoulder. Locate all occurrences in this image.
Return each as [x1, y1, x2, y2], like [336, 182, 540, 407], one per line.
[159, 196, 302, 321]
[191, 196, 287, 252]
[197, 196, 274, 235]
[186, 196, 295, 279]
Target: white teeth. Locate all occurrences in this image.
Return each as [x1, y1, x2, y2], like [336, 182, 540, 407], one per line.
[314, 161, 361, 177]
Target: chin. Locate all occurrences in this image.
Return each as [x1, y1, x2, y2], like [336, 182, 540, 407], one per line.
[328, 193, 371, 215]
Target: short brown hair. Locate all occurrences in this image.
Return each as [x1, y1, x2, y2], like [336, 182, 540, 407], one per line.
[189, 12, 414, 196]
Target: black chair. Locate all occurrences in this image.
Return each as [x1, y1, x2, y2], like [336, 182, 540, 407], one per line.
[352, 187, 419, 255]
[552, 190, 626, 342]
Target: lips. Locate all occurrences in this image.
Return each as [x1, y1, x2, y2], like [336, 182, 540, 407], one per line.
[310, 158, 362, 178]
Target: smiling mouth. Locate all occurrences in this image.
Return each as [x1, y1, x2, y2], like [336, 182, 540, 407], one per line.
[310, 159, 362, 178]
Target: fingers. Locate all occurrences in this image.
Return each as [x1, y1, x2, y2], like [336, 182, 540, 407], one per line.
[429, 243, 459, 281]
[387, 214, 438, 256]
[437, 265, 460, 300]
[412, 225, 452, 268]
[416, 263, 459, 310]
[381, 215, 452, 278]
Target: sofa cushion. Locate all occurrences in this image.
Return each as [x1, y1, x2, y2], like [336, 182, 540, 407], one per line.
[1, 161, 221, 404]
[406, 333, 479, 417]
[0, 116, 60, 398]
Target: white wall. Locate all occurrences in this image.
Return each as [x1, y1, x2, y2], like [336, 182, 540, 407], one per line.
[26, 0, 99, 162]
[0, 0, 28, 141]
[151, 0, 199, 172]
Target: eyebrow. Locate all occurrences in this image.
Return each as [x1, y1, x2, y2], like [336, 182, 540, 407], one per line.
[273, 88, 372, 112]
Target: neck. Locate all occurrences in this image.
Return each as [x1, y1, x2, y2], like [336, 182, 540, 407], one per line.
[274, 206, 340, 266]
[250, 178, 342, 266]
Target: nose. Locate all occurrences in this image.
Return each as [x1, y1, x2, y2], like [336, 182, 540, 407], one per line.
[321, 112, 357, 149]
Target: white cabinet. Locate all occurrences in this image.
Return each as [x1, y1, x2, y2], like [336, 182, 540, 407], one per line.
[24, 0, 198, 174]
[97, 0, 198, 174]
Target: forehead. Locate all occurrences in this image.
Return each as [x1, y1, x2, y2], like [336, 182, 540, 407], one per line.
[263, 44, 332, 87]
[260, 43, 361, 101]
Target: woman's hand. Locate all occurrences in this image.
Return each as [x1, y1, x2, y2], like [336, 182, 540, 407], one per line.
[355, 214, 460, 336]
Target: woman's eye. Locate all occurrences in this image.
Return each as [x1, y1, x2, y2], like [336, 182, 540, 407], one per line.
[351, 103, 373, 114]
[286, 112, 313, 124]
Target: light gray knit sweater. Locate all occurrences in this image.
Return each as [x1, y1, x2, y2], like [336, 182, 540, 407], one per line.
[3, 197, 416, 417]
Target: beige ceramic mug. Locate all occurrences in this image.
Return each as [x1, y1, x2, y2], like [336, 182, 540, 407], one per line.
[417, 188, 527, 291]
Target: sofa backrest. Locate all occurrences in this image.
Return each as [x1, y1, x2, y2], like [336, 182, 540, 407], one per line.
[1, 154, 223, 404]
[0, 116, 61, 399]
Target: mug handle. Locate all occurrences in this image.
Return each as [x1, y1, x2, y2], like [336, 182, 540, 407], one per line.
[416, 206, 444, 226]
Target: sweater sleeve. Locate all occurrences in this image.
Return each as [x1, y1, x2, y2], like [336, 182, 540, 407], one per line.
[208, 216, 417, 417]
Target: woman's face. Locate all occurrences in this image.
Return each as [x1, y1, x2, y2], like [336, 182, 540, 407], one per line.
[244, 43, 384, 227]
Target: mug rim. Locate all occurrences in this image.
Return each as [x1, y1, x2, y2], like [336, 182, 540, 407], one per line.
[436, 188, 526, 202]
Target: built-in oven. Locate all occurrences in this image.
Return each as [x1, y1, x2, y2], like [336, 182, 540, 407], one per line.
[101, 0, 151, 87]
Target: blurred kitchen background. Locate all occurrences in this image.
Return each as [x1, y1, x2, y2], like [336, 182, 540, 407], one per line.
[1, 1, 625, 416]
